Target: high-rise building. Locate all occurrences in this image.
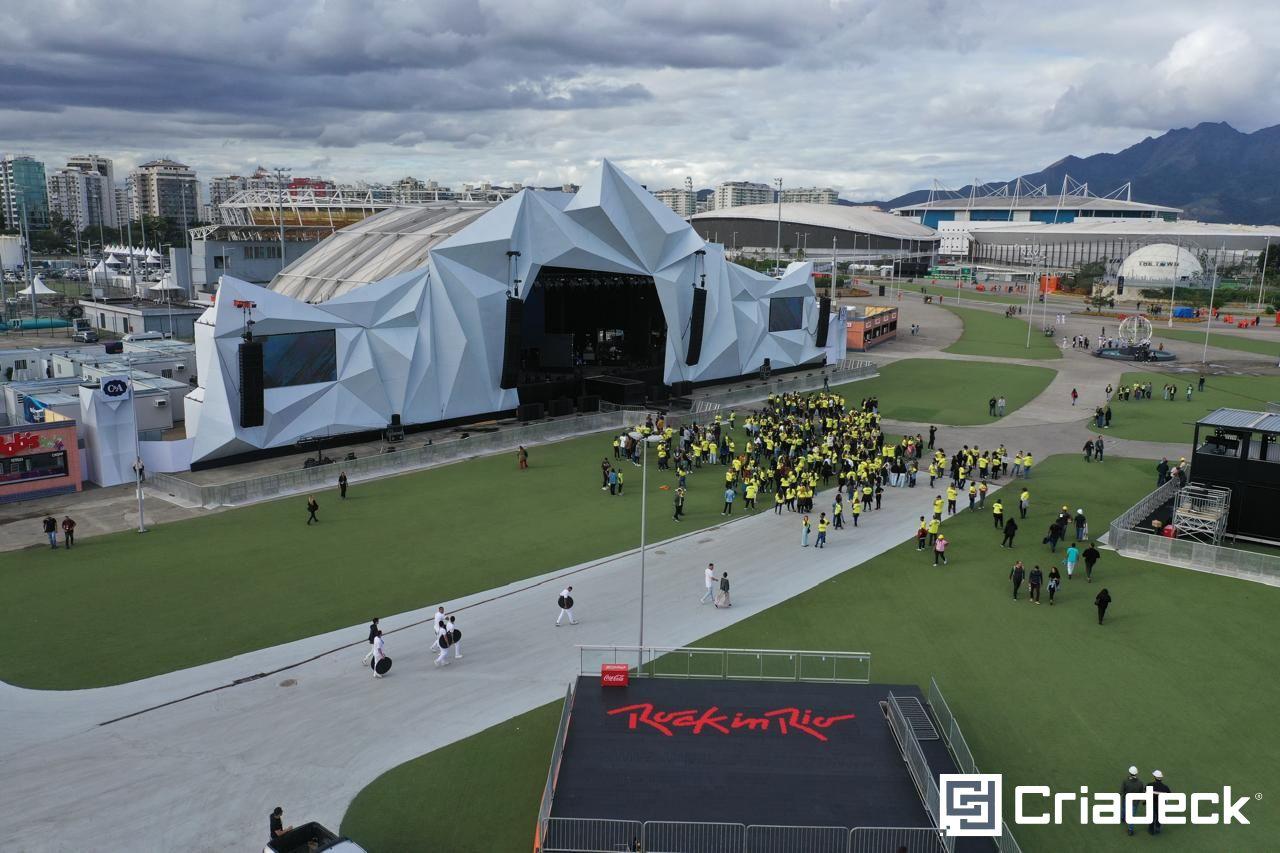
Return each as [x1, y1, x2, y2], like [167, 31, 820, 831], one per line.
[712, 181, 773, 211]
[114, 186, 131, 223]
[128, 159, 200, 224]
[652, 188, 697, 217]
[1, 154, 50, 231]
[47, 155, 118, 231]
[780, 187, 840, 205]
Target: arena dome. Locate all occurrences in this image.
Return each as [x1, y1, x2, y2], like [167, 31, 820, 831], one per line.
[1119, 243, 1202, 285]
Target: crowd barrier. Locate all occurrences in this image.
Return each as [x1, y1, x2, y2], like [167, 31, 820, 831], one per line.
[539, 820, 951, 852]
[577, 645, 872, 684]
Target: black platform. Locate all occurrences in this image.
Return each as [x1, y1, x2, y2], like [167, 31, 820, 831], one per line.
[551, 677, 958, 832]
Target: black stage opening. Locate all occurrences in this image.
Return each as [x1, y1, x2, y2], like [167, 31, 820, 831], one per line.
[517, 267, 666, 402]
[550, 677, 979, 841]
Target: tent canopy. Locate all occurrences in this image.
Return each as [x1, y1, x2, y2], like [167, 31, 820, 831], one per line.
[18, 276, 57, 296]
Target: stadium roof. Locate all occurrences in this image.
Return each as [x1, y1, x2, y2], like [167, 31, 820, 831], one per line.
[267, 202, 497, 302]
[891, 194, 1180, 214]
[691, 203, 937, 240]
[966, 219, 1280, 250]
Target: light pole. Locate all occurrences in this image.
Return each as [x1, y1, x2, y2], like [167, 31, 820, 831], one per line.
[1168, 239, 1180, 328]
[1257, 235, 1271, 311]
[731, 232, 737, 256]
[774, 178, 782, 273]
[628, 430, 661, 660]
[1022, 243, 1041, 348]
[273, 166, 292, 273]
[1202, 245, 1223, 364]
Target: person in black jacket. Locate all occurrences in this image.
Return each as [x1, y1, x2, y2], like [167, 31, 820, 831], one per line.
[1009, 562, 1025, 600]
[1095, 588, 1112, 624]
[1082, 543, 1101, 582]
[42, 515, 58, 549]
[361, 617, 380, 667]
[1148, 770, 1171, 834]
[305, 496, 319, 525]
[1028, 565, 1043, 604]
[338, 472, 348, 499]
[1001, 518, 1018, 548]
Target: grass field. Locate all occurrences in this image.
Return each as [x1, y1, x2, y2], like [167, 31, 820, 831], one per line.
[1087, 371, 1280, 444]
[0, 359, 1053, 690]
[942, 305, 1063, 360]
[1154, 325, 1280, 357]
[831, 358, 1056, 426]
[339, 455, 1280, 852]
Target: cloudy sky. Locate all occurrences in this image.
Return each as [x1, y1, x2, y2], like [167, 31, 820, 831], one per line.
[2, 0, 1278, 200]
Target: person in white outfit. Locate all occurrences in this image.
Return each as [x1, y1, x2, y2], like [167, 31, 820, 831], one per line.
[556, 586, 578, 625]
[429, 606, 446, 651]
[434, 629, 451, 666]
[448, 615, 462, 659]
[371, 630, 386, 678]
[700, 563, 717, 604]
[360, 617, 379, 667]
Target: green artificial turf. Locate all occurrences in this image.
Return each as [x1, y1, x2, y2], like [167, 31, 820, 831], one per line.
[341, 701, 563, 853]
[1154, 325, 1280, 357]
[831, 358, 1056, 426]
[0, 358, 1048, 690]
[1086, 371, 1280, 444]
[338, 455, 1280, 852]
[943, 305, 1064, 360]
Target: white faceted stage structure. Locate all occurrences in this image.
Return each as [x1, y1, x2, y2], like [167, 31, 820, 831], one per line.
[186, 161, 846, 464]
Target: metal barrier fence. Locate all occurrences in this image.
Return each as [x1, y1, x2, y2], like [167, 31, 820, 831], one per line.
[744, 824, 847, 853]
[926, 678, 1022, 853]
[577, 646, 872, 684]
[535, 684, 578, 851]
[154, 410, 639, 508]
[1107, 472, 1280, 587]
[847, 827, 948, 853]
[681, 361, 878, 417]
[541, 817, 642, 853]
[643, 821, 746, 853]
[886, 694, 950, 852]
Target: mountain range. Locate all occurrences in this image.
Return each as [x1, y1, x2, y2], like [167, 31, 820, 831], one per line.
[876, 122, 1280, 225]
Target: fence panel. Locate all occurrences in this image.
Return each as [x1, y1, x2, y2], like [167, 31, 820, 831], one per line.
[643, 821, 745, 853]
[744, 824, 846, 853]
[847, 827, 948, 853]
[536, 685, 577, 848]
[541, 817, 643, 853]
[997, 822, 1024, 853]
[578, 646, 870, 685]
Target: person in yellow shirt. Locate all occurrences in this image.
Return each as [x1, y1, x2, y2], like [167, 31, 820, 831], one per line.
[967, 482, 977, 511]
[851, 497, 862, 527]
[917, 516, 929, 550]
[1012, 452, 1023, 477]
[774, 489, 785, 515]
[927, 516, 940, 545]
[946, 485, 958, 515]
[1019, 488, 1030, 519]
[933, 495, 944, 518]
[977, 480, 988, 509]
[992, 500, 1004, 529]
[816, 513, 828, 549]
[1022, 452, 1034, 478]
[744, 481, 758, 511]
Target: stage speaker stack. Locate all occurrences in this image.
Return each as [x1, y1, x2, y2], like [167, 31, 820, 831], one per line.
[549, 398, 574, 417]
[500, 297, 523, 389]
[577, 394, 600, 413]
[685, 288, 708, 365]
[238, 340, 265, 428]
[877, 284, 886, 297]
[517, 402, 544, 421]
[815, 296, 831, 348]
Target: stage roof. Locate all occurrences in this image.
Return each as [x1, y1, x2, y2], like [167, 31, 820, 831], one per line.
[1197, 408, 1280, 431]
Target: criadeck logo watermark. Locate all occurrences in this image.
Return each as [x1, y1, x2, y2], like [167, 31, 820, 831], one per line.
[939, 773, 1254, 837]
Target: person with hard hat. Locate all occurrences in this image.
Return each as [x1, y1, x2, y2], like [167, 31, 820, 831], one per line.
[1148, 770, 1171, 834]
[1121, 766, 1145, 835]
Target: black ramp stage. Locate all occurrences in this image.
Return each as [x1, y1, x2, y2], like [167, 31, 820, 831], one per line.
[552, 677, 946, 830]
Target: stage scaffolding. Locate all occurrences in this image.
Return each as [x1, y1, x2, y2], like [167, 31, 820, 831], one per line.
[1172, 484, 1231, 544]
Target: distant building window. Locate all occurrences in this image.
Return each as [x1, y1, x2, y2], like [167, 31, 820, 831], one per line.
[13, 359, 27, 370]
[213, 256, 228, 269]
[243, 245, 282, 260]
[160, 369, 173, 379]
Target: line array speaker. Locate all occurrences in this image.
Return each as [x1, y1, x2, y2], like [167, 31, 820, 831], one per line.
[815, 296, 831, 348]
[517, 402, 544, 421]
[500, 297, 523, 389]
[577, 394, 600, 413]
[238, 340, 264, 428]
[685, 288, 707, 365]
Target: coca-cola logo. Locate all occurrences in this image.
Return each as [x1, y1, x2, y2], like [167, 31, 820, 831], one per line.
[0, 432, 41, 457]
[607, 702, 856, 742]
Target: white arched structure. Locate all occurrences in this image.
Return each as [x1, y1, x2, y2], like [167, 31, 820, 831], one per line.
[1118, 243, 1203, 286]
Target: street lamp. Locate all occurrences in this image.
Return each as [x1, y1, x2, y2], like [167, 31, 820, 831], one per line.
[628, 429, 663, 659]
[1021, 243, 1043, 348]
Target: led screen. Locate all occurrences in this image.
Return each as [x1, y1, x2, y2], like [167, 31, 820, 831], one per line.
[262, 330, 337, 388]
[768, 296, 805, 332]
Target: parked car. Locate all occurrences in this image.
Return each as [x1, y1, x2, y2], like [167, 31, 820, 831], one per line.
[264, 822, 366, 853]
[73, 330, 99, 343]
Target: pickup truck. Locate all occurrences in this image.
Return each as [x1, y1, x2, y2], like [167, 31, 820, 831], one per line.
[264, 822, 366, 853]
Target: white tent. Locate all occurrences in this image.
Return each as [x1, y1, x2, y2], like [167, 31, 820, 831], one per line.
[149, 275, 185, 299]
[18, 275, 57, 296]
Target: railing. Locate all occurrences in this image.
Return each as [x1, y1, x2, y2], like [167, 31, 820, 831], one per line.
[682, 361, 878, 417]
[926, 678, 1022, 853]
[153, 410, 641, 508]
[535, 684, 577, 852]
[1107, 472, 1280, 587]
[745, 824, 847, 853]
[540, 817, 641, 853]
[847, 827, 949, 853]
[886, 694, 950, 852]
[576, 646, 871, 684]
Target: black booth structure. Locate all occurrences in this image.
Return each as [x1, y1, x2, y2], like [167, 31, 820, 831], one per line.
[1191, 408, 1280, 542]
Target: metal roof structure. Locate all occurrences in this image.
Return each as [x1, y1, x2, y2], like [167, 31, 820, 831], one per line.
[966, 219, 1280, 250]
[892, 194, 1180, 214]
[691, 203, 938, 241]
[1197, 408, 1280, 431]
[266, 203, 497, 303]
